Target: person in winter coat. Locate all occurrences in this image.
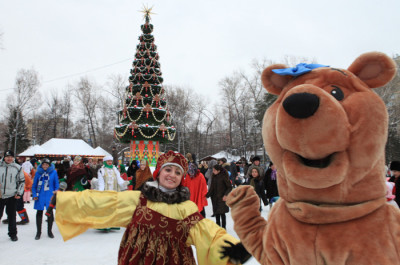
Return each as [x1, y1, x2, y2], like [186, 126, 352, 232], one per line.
[64, 156, 92, 191]
[32, 158, 59, 240]
[264, 161, 279, 208]
[205, 159, 218, 189]
[97, 156, 127, 192]
[22, 158, 33, 177]
[0, 150, 25, 241]
[23, 171, 33, 204]
[245, 156, 264, 185]
[54, 160, 66, 180]
[249, 166, 268, 211]
[239, 157, 249, 178]
[206, 164, 232, 229]
[126, 160, 139, 190]
[182, 162, 208, 218]
[54, 150, 251, 265]
[87, 158, 101, 180]
[199, 161, 208, 178]
[2, 170, 32, 225]
[132, 159, 152, 190]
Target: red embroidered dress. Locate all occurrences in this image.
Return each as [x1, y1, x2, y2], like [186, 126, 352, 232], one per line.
[118, 194, 204, 265]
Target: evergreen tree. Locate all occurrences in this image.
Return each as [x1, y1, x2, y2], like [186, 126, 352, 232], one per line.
[4, 107, 30, 154]
[254, 92, 278, 125]
[114, 7, 175, 164]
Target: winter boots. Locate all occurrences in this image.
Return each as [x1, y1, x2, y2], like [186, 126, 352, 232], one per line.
[35, 210, 55, 240]
[3, 208, 30, 225]
[47, 213, 54, 238]
[35, 211, 42, 240]
[16, 209, 29, 225]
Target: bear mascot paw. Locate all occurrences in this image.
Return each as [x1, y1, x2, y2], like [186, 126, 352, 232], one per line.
[226, 52, 400, 265]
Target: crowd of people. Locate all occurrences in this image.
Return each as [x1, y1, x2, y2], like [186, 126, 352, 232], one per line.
[1, 147, 399, 264]
[0, 150, 280, 243]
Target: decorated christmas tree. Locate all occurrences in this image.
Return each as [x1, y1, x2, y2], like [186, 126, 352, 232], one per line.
[114, 7, 176, 166]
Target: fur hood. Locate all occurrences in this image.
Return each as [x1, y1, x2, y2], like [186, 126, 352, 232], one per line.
[141, 181, 191, 204]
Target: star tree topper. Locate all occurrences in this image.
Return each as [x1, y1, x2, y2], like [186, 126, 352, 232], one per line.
[140, 5, 156, 21]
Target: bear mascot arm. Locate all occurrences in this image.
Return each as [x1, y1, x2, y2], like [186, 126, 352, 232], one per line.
[227, 52, 400, 265]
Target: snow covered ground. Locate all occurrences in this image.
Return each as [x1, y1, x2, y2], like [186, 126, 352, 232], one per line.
[0, 196, 269, 264]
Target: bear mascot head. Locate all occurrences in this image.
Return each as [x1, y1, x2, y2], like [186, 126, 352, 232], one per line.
[226, 52, 400, 265]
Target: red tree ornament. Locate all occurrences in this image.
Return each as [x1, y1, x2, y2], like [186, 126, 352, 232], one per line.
[159, 123, 167, 138]
[143, 81, 151, 93]
[128, 122, 139, 136]
[154, 94, 160, 108]
[143, 104, 152, 119]
[134, 92, 143, 105]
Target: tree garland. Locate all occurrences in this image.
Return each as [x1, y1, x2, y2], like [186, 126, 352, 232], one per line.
[115, 123, 176, 141]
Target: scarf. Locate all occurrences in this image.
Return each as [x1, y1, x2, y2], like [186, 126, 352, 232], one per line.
[142, 181, 190, 204]
[119, 164, 127, 173]
[188, 162, 198, 179]
[103, 161, 113, 169]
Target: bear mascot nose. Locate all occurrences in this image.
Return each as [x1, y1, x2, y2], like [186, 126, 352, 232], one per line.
[283, 92, 320, 119]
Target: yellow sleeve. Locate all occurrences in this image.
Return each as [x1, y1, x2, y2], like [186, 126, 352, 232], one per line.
[188, 218, 241, 265]
[55, 190, 140, 241]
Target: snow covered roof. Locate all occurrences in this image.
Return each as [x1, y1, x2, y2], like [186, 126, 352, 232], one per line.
[19, 138, 107, 158]
[200, 151, 241, 162]
[93, 146, 112, 157]
[18, 145, 45, 156]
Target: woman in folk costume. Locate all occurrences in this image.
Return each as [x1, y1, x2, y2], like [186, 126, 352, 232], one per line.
[64, 156, 92, 191]
[98, 156, 128, 192]
[182, 160, 208, 218]
[132, 159, 153, 190]
[54, 150, 251, 265]
[32, 158, 59, 240]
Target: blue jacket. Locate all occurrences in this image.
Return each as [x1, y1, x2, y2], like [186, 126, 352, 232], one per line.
[32, 164, 59, 210]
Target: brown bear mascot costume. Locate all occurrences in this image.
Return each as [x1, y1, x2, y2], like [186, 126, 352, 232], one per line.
[226, 52, 400, 265]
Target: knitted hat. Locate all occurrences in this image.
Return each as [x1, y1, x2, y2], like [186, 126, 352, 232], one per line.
[390, 161, 400, 171]
[103, 156, 113, 162]
[42, 158, 51, 165]
[152, 150, 188, 180]
[4, 150, 14, 157]
[74, 155, 82, 162]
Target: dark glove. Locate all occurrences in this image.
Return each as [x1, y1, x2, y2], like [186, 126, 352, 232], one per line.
[220, 240, 251, 264]
[45, 192, 58, 217]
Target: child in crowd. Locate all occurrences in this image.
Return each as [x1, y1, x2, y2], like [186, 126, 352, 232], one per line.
[32, 158, 59, 240]
[249, 167, 268, 211]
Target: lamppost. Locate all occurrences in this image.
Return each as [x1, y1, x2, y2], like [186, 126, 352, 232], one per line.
[13, 110, 20, 155]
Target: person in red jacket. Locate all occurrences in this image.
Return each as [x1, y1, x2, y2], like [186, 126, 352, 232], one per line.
[182, 159, 208, 218]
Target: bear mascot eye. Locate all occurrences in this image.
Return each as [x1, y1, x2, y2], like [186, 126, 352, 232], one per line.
[330, 85, 344, 101]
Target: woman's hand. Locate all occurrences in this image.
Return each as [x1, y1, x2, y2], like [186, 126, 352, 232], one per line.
[33, 197, 38, 200]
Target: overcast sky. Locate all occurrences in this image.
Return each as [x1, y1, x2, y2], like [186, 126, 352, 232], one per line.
[1, 0, 399, 110]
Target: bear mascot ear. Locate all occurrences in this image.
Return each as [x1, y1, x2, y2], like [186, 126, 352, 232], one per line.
[348, 52, 397, 88]
[261, 64, 293, 95]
